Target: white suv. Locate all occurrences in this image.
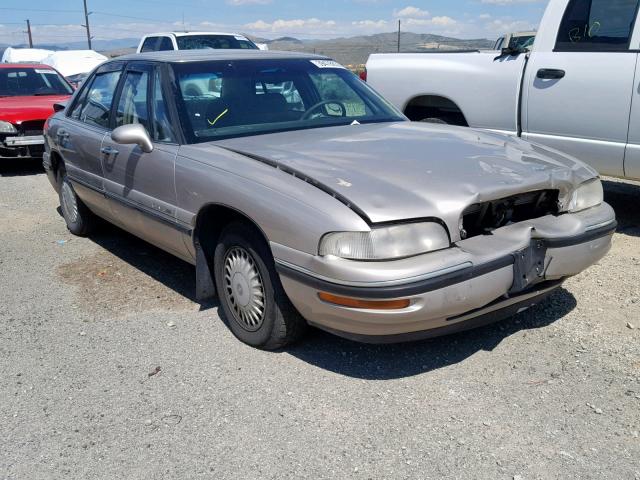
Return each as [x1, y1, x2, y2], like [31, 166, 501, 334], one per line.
[137, 32, 258, 53]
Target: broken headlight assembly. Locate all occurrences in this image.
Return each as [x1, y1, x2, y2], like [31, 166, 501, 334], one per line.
[568, 179, 604, 213]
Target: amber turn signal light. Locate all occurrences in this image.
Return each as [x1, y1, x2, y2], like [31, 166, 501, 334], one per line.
[318, 292, 411, 310]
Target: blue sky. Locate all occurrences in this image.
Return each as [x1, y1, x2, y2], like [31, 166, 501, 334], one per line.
[0, 0, 549, 45]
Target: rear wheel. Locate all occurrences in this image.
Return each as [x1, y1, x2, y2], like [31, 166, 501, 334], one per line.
[57, 166, 97, 236]
[213, 222, 306, 349]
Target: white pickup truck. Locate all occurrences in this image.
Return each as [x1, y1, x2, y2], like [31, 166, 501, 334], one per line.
[366, 0, 640, 180]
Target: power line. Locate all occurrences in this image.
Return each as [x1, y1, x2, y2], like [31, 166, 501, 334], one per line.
[0, 7, 79, 13]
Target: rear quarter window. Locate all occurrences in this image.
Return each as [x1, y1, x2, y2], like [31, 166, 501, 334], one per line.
[556, 0, 640, 51]
[140, 37, 159, 52]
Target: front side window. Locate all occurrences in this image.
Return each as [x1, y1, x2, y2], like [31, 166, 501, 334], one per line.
[115, 70, 150, 130]
[78, 70, 122, 129]
[556, 0, 640, 51]
[0, 67, 72, 97]
[173, 58, 405, 143]
[151, 69, 175, 142]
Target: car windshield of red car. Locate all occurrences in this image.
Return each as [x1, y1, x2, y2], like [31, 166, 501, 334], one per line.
[0, 68, 73, 97]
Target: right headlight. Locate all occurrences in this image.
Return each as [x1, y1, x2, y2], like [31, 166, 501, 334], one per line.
[0, 121, 17, 134]
[319, 222, 450, 261]
[568, 179, 604, 213]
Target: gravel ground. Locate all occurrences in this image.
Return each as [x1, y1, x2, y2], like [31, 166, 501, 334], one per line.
[1, 162, 639, 480]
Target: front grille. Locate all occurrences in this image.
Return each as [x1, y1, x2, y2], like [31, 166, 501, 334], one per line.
[18, 120, 45, 136]
[461, 190, 559, 239]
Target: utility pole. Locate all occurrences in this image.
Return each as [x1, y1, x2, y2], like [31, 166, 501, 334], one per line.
[26, 19, 33, 48]
[82, 0, 92, 50]
[397, 20, 401, 53]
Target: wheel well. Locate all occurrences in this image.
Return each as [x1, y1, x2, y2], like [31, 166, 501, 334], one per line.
[404, 95, 468, 126]
[194, 204, 269, 254]
[50, 150, 64, 178]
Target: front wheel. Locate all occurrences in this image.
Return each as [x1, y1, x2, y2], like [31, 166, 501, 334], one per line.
[58, 167, 97, 236]
[213, 222, 306, 349]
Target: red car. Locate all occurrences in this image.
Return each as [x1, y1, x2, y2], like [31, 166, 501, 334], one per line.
[0, 63, 73, 160]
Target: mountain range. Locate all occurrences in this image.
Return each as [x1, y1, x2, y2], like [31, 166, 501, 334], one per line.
[1, 32, 494, 67]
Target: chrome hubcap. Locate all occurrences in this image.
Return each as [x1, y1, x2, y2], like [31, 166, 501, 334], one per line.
[223, 247, 265, 331]
[61, 181, 79, 224]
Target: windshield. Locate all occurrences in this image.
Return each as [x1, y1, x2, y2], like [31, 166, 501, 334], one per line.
[173, 59, 405, 143]
[176, 35, 258, 50]
[0, 67, 72, 97]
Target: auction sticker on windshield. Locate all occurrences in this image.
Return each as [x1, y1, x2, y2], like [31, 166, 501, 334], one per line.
[310, 60, 345, 69]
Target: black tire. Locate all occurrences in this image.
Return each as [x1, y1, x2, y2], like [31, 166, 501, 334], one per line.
[213, 221, 307, 349]
[420, 117, 448, 124]
[57, 165, 97, 236]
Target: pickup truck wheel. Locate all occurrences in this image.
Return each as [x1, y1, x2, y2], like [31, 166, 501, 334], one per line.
[57, 167, 97, 236]
[420, 117, 448, 125]
[213, 222, 307, 349]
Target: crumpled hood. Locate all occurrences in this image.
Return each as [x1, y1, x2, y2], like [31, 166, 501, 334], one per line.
[0, 95, 70, 124]
[215, 121, 598, 234]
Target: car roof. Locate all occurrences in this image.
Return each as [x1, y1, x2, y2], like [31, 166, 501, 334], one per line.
[143, 31, 250, 38]
[0, 63, 54, 69]
[117, 49, 329, 63]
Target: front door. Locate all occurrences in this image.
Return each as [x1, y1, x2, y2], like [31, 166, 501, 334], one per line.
[101, 63, 186, 258]
[523, 0, 640, 178]
[57, 64, 124, 218]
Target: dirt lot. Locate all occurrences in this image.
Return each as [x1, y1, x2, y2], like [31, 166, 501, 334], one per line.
[1, 162, 639, 480]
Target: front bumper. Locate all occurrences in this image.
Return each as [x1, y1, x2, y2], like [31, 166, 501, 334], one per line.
[1, 135, 45, 159]
[274, 203, 616, 342]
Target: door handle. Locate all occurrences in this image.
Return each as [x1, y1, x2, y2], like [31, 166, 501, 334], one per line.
[537, 68, 565, 80]
[57, 130, 70, 139]
[101, 146, 119, 155]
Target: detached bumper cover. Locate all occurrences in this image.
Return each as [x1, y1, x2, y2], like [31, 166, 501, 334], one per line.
[274, 203, 616, 341]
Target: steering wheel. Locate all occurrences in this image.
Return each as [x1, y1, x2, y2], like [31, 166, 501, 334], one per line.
[301, 100, 347, 120]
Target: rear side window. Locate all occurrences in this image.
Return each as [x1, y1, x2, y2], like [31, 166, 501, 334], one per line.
[77, 70, 122, 129]
[115, 70, 150, 130]
[140, 37, 159, 52]
[158, 36, 174, 51]
[556, 0, 640, 51]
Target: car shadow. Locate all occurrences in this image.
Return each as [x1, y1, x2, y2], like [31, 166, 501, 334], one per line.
[603, 179, 640, 238]
[84, 222, 217, 310]
[284, 288, 577, 380]
[0, 159, 44, 177]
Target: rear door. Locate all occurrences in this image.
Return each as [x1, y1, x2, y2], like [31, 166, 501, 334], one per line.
[100, 62, 187, 259]
[523, 0, 640, 177]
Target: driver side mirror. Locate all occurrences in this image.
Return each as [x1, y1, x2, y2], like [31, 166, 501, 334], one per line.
[111, 124, 153, 153]
[53, 102, 67, 113]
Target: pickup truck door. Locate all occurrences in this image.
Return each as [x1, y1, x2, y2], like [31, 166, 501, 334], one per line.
[523, 0, 640, 178]
[101, 62, 189, 260]
[623, 55, 640, 180]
